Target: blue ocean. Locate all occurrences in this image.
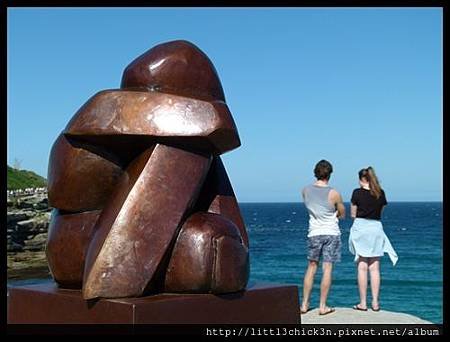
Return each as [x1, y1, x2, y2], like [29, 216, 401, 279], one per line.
[8, 202, 442, 323]
[242, 202, 443, 323]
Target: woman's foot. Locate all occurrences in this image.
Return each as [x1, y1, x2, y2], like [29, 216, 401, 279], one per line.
[371, 302, 380, 311]
[352, 303, 368, 311]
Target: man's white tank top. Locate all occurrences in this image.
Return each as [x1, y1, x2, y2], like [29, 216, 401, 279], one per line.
[302, 184, 340, 237]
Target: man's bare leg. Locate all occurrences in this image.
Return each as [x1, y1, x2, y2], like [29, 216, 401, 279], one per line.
[300, 260, 318, 313]
[319, 261, 334, 314]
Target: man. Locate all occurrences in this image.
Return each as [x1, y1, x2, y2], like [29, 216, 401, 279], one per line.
[300, 160, 345, 315]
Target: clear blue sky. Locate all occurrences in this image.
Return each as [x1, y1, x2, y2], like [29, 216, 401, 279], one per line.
[7, 8, 442, 202]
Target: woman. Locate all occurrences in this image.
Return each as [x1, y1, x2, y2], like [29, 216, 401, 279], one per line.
[349, 167, 398, 312]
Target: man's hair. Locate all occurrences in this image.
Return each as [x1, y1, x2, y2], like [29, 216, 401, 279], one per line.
[314, 160, 333, 180]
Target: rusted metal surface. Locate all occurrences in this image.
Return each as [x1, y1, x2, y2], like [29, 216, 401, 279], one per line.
[164, 212, 249, 294]
[194, 157, 249, 247]
[46, 209, 102, 288]
[47, 133, 124, 212]
[82, 144, 211, 299]
[64, 90, 240, 155]
[7, 282, 301, 324]
[45, 39, 250, 299]
[121, 40, 226, 102]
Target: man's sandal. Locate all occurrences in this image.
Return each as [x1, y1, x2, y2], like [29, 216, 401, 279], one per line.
[353, 305, 368, 311]
[299, 307, 312, 314]
[319, 307, 335, 315]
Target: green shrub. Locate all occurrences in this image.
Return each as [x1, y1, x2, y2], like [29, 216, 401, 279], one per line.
[7, 165, 47, 190]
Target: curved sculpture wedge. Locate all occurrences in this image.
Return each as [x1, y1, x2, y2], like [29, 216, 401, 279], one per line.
[64, 90, 240, 155]
[82, 144, 212, 299]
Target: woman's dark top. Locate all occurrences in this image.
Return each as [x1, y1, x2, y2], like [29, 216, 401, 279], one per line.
[351, 188, 387, 220]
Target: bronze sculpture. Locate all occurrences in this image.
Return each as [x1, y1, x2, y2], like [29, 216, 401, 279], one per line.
[46, 40, 250, 299]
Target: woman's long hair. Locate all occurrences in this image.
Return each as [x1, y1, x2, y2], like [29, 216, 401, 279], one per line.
[358, 166, 382, 199]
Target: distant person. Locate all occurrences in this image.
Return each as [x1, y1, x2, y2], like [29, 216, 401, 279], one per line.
[349, 167, 398, 312]
[300, 160, 345, 316]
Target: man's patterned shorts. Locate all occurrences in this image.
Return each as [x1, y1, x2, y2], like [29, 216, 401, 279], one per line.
[307, 234, 341, 263]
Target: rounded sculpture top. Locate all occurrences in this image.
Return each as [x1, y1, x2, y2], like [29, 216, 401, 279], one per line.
[121, 40, 226, 102]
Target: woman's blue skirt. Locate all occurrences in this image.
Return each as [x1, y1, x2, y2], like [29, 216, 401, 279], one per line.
[349, 218, 398, 266]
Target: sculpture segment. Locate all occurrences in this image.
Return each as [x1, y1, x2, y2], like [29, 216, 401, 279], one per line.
[46, 209, 101, 287]
[46, 40, 250, 300]
[121, 40, 226, 102]
[164, 212, 249, 293]
[83, 145, 212, 299]
[64, 90, 240, 155]
[47, 134, 124, 212]
[194, 157, 248, 247]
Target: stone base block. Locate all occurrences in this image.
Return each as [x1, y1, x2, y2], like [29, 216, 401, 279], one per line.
[7, 281, 300, 324]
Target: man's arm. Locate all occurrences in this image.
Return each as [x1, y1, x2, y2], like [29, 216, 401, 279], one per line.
[330, 189, 345, 219]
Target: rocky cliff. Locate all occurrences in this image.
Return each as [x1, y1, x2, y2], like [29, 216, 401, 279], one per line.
[7, 191, 51, 279]
[7, 192, 50, 252]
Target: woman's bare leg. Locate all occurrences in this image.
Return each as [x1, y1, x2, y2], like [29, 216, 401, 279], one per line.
[368, 257, 381, 310]
[356, 257, 368, 309]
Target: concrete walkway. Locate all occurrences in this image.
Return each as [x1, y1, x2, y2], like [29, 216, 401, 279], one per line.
[301, 307, 432, 324]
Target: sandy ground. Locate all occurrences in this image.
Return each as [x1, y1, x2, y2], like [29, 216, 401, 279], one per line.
[301, 307, 432, 324]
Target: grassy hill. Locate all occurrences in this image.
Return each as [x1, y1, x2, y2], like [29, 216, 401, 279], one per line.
[7, 165, 47, 190]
